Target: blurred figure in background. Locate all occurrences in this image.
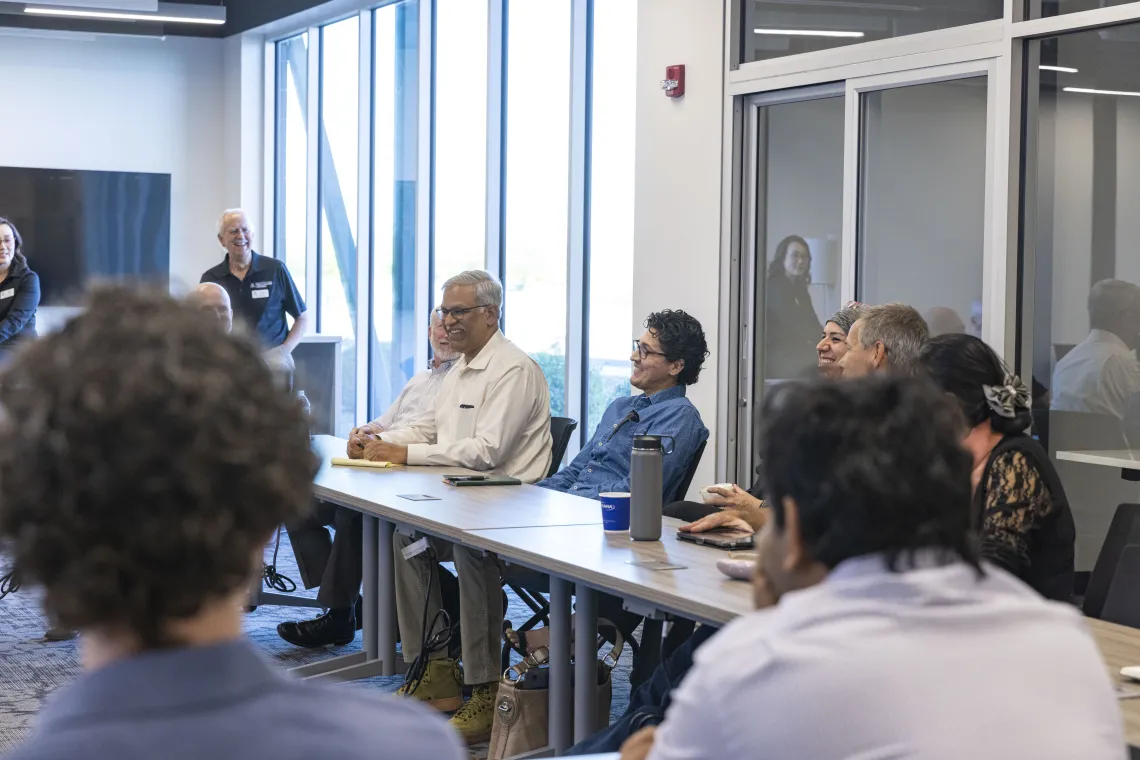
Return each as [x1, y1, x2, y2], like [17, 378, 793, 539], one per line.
[764, 235, 820, 379]
[924, 306, 966, 337]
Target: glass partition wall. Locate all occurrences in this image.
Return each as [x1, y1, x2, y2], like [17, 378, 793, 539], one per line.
[727, 0, 1140, 581]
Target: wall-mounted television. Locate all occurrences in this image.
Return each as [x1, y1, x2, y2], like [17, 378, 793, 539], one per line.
[0, 166, 171, 305]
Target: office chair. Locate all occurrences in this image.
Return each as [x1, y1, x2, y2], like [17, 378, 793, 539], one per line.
[1100, 544, 1140, 629]
[547, 417, 579, 478]
[1085, 504, 1140, 619]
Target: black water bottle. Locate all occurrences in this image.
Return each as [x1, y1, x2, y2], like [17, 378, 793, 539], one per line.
[630, 435, 664, 541]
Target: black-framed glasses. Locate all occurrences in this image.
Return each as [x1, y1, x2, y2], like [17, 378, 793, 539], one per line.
[435, 304, 489, 320]
[633, 339, 669, 361]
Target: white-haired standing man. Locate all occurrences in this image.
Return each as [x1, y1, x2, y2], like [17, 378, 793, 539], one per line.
[200, 209, 309, 375]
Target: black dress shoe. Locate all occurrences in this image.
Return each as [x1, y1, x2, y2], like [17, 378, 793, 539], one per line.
[277, 607, 356, 648]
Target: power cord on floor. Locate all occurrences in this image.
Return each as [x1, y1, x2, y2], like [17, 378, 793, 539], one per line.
[262, 526, 297, 593]
[0, 569, 20, 601]
[402, 547, 453, 696]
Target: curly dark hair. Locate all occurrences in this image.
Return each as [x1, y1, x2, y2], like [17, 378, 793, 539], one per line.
[918, 333, 1031, 435]
[759, 375, 980, 573]
[0, 286, 317, 647]
[645, 309, 709, 386]
[0, 216, 29, 268]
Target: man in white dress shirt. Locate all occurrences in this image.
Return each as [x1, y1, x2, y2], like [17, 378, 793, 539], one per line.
[361, 270, 551, 746]
[621, 376, 1125, 760]
[277, 312, 460, 648]
[1052, 279, 1140, 419]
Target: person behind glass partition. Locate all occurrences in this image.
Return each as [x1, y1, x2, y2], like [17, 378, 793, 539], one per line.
[764, 234, 820, 379]
[1051, 279, 1140, 419]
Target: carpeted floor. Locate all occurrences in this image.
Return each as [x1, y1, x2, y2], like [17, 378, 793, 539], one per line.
[0, 530, 633, 759]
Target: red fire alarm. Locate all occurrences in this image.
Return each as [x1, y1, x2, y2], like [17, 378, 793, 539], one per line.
[661, 64, 685, 98]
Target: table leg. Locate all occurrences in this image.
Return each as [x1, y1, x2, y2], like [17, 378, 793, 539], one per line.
[377, 518, 398, 675]
[574, 584, 599, 743]
[549, 577, 573, 754]
[361, 514, 379, 661]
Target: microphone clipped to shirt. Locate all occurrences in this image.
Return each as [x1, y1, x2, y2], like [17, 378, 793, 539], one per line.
[607, 409, 640, 442]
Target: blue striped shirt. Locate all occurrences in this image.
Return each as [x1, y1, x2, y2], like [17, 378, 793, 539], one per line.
[538, 385, 708, 501]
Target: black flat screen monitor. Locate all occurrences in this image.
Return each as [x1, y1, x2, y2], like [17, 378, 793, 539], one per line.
[0, 166, 171, 305]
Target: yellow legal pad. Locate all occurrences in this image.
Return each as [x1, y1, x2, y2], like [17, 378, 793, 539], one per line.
[330, 458, 399, 469]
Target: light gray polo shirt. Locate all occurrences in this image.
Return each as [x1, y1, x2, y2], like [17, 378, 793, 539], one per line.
[4, 638, 465, 760]
[648, 555, 1128, 760]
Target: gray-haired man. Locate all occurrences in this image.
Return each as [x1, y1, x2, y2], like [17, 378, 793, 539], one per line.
[838, 303, 930, 378]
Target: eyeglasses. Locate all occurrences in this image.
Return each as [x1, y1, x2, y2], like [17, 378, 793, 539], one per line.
[633, 339, 669, 361]
[435, 304, 489, 320]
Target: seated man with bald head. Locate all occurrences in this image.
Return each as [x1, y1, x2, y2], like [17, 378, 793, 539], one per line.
[188, 283, 233, 333]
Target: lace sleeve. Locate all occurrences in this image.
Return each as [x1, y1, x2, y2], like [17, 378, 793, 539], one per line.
[979, 450, 1055, 577]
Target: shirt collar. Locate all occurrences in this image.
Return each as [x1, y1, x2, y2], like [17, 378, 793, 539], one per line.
[639, 384, 687, 406]
[39, 639, 282, 727]
[462, 330, 506, 371]
[431, 358, 456, 374]
[1087, 329, 1132, 352]
[221, 251, 265, 274]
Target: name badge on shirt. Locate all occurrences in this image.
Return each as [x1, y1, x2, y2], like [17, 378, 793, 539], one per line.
[252, 281, 273, 289]
[252, 289, 270, 300]
[0, 289, 13, 300]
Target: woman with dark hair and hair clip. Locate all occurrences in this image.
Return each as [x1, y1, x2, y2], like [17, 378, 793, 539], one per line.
[764, 234, 821, 379]
[919, 333, 1076, 602]
[0, 217, 40, 364]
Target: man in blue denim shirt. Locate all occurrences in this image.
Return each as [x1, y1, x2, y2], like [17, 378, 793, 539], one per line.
[538, 309, 709, 502]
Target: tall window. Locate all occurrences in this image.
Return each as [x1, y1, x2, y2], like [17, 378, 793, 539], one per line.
[432, 0, 488, 296]
[1022, 22, 1140, 571]
[371, 1, 420, 417]
[319, 16, 361, 435]
[857, 78, 988, 338]
[740, 0, 1003, 65]
[586, 0, 637, 438]
[503, 0, 572, 416]
[275, 33, 308, 296]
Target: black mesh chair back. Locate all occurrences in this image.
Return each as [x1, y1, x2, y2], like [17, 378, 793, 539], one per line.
[547, 416, 579, 479]
[1086, 504, 1140, 619]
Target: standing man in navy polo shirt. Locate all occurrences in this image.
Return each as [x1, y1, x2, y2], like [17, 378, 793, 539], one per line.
[200, 209, 309, 376]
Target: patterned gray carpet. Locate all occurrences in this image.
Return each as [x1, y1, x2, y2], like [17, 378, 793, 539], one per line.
[0, 530, 633, 759]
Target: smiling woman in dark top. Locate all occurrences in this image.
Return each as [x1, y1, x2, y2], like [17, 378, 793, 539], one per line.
[765, 234, 821, 379]
[919, 333, 1076, 602]
[0, 217, 39, 364]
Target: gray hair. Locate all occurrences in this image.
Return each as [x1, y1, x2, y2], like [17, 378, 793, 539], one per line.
[856, 303, 930, 373]
[826, 302, 868, 335]
[216, 209, 250, 237]
[441, 269, 503, 308]
[1089, 279, 1140, 330]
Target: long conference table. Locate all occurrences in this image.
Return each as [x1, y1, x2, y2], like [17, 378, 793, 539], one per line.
[297, 436, 1140, 756]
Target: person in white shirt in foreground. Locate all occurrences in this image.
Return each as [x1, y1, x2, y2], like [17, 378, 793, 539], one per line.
[623, 375, 1125, 760]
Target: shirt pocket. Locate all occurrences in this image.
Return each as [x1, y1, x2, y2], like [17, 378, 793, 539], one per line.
[455, 404, 478, 440]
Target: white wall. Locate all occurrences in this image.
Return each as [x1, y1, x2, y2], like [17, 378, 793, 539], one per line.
[633, 0, 724, 496]
[0, 31, 227, 295]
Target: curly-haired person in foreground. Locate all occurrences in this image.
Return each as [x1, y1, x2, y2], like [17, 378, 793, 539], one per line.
[0, 287, 464, 760]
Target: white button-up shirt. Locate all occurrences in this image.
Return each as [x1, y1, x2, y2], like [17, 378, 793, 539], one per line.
[380, 330, 552, 483]
[649, 556, 1126, 760]
[369, 359, 455, 432]
[1052, 329, 1140, 419]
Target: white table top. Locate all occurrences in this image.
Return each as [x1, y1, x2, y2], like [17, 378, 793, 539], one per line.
[1056, 449, 1140, 470]
[464, 517, 756, 625]
[310, 435, 603, 542]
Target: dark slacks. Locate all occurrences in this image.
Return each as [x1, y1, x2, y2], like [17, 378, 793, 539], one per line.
[286, 501, 364, 609]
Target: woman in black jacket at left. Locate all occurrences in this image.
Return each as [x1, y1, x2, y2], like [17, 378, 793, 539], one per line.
[0, 217, 40, 365]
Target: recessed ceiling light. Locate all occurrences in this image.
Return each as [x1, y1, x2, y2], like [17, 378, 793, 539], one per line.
[1040, 65, 1078, 73]
[754, 28, 865, 38]
[24, 5, 225, 25]
[1064, 87, 1140, 97]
